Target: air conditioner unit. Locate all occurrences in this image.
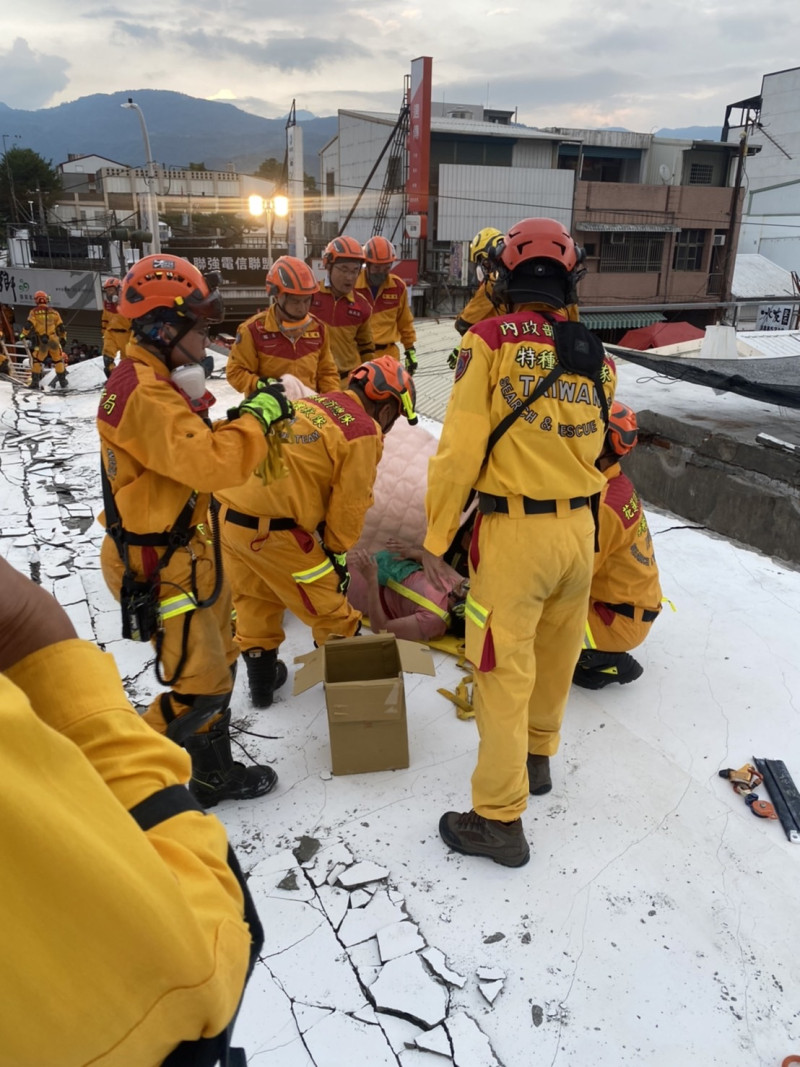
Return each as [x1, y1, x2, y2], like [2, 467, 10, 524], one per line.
[713, 234, 726, 246]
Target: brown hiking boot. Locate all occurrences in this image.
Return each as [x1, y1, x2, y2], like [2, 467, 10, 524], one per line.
[527, 754, 552, 795]
[439, 809, 530, 867]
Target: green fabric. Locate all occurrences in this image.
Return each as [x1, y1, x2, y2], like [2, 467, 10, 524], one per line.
[374, 550, 421, 586]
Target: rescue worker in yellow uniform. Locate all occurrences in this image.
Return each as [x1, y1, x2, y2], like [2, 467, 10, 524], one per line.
[422, 217, 617, 867]
[227, 255, 340, 395]
[0, 556, 262, 1067]
[447, 227, 503, 369]
[97, 254, 294, 807]
[311, 235, 374, 382]
[356, 235, 418, 375]
[100, 277, 132, 378]
[217, 356, 418, 708]
[575, 401, 663, 689]
[20, 290, 69, 389]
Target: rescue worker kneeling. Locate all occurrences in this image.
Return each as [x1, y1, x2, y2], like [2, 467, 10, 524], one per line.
[97, 254, 294, 807]
[574, 402, 663, 689]
[216, 355, 418, 708]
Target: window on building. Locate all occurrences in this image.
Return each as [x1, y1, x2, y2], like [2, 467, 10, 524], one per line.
[689, 163, 714, 185]
[598, 233, 664, 272]
[385, 155, 403, 191]
[325, 171, 335, 197]
[673, 229, 706, 271]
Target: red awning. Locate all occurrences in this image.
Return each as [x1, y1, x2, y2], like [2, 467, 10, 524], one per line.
[617, 321, 705, 350]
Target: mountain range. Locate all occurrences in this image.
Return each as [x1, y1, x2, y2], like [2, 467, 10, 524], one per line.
[0, 90, 722, 178]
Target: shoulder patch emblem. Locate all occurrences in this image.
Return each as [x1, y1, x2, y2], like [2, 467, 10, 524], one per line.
[454, 347, 472, 383]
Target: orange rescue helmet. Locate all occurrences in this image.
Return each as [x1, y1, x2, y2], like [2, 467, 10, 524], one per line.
[102, 278, 121, 292]
[607, 402, 639, 456]
[266, 256, 318, 297]
[119, 254, 224, 327]
[348, 354, 418, 425]
[34, 290, 49, 305]
[491, 218, 585, 309]
[496, 218, 583, 274]
[363, 236, 396, 266]
[322, 235, 364, 269]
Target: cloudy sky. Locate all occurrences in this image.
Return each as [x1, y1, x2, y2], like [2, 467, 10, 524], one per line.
[1, 0, 798, 131]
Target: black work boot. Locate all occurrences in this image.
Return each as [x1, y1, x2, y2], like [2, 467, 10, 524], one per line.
[29, 372, 42, 390]
[243, 647, 288, 708]
[527, 754, 552, 795]
[183, 710, 278, 808]
[439, 809, 530, 867]
[573, 650, 643, 690]
[56, 371, 68, 389]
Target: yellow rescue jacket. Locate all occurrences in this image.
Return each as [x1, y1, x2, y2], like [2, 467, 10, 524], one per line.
[310, 283, 374, 377]
[101, 307, 132, 359]
[226, 304, 340, 396]
[355, 271, 416, 350]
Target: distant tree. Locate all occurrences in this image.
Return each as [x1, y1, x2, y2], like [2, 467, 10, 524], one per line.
[0, 147, 62, 232]
[253, 157, 318, 195]
[188, 161, 207, 171]
[161, 209, 245, 241]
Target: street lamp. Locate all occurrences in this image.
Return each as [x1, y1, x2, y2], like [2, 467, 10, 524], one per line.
[248, 194, 289, 267]
[121, 98, 160, 253]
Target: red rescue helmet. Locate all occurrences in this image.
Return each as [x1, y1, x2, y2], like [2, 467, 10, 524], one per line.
[363, 236, 396, 266]
[496, 218, 582, 273]
[119, 254, 224, 327]
[266, 256, 318, 297]
[348, 354, 418, 425]
[322, 235, 364, 269]
[607, 402, 639, 456]
[34, 290, 49, 305]
[491, 218, 585, 309]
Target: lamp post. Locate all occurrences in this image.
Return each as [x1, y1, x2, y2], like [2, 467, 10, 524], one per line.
[248, 194, 290, 268]
[121, 98, 160, 253]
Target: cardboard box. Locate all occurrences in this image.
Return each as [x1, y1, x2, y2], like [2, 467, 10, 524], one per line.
[293, 634, 436, 775]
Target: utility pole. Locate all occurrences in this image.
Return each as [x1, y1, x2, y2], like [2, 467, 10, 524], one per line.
[719, 123, 750, 322]
[121, 98, 161, 253]
[2, 132, 19, 224]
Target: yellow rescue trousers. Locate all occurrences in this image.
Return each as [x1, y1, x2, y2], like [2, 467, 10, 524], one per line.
[584, 599, 652, 653]
[219, 506, 361, 651]
[101, 532, 238, 732]
[465, 505, 594, 822]
[32, 338, 66, 375]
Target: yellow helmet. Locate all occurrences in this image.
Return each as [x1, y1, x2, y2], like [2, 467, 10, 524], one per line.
[469, 227, 503, 265]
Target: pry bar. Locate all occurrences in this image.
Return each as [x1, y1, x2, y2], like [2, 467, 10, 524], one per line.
[753, 758, 800, 844]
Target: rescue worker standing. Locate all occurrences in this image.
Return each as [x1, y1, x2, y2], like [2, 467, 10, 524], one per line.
[447, 227, 503, 369]
[356, 236, 418, 375]
[311, 235, 374, 382]
[100, 277, 132, 378]
[97, 254, 294, 808]
[422, 218, 617, 867]
[227, 255, 340, 395]
[575, 402, 663, 689]
[20, 290, 69, 389]
[216, 356, 418, 709]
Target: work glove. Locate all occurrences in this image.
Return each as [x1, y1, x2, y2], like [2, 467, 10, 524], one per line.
[404, 347, 418, 376]
[323, 544, 351, 595]
[231, 378, 294, 432]
[447, 346, 460, 370]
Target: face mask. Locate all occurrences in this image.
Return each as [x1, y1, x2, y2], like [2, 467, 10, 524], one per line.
[171, 362, 208, 400]
[475, 264, 486, 283]
[278, 314, 313, 341]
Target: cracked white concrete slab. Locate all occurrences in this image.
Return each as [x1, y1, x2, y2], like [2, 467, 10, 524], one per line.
[444, 1012, 502, 1067]
[336, 860, 389, 888]
[302, 1009, 397, 1066]
[421, 947, 467, 989]
[4, 329, 800, 1067]
[370, 953, 449, 1029]
[478, 980, 503, 1005]
[338, 888, 407, 947]
[414, 1025, 452, 1057]
[266, 922, 366, 1012]
[314, 884, 349, 931]
[377, 919, 426, 962]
